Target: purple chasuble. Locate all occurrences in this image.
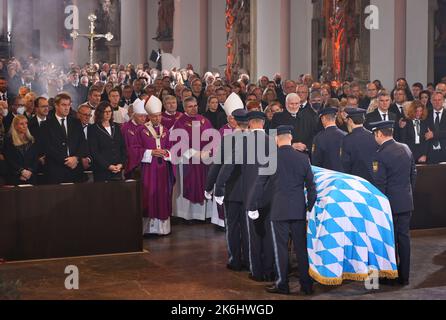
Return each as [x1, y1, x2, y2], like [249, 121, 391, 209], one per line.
[172, 113, 213, 204]
[138, 124, 176, 220]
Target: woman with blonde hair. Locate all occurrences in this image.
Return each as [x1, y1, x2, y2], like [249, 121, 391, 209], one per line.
[3, 115, 40, 185]
[261, 88, 277, 110]
[399, 100, 429, 164]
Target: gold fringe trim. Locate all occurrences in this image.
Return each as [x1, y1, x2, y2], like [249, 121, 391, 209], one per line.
[309, 268, 399, 286]
[379, 270, 399, 279]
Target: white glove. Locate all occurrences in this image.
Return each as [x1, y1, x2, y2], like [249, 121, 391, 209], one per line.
[248, 210, 260, 220]
[204, 190, 213, 200]
[215, 196, 224, 206]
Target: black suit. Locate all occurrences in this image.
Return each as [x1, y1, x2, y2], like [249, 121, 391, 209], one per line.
[341, 127, 378, 182]
[3, 137, 41, 185]
[249, 145, 316, 292]
[364, 109, 397, 131]
[372, 139, 417, 283]
[2, 112, 14, 133]
[271, 108, 319, 152]
[399, 119, 429, 163]
[206, 130, 249, 270]
[216, 130, 276, 280]
[88, 123, 127, 182]
[40, 115, 88, 184]
[311, 126, 346, 171]
[425, 110, 446, 164]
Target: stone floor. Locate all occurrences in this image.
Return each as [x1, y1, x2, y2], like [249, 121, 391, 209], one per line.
[1, 224, 445, 300]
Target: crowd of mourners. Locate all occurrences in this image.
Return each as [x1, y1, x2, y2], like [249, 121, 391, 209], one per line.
[1, 55, 444, 294]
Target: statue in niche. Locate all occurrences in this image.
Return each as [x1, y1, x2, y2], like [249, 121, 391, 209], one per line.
[435, 0, 446, 49]
[154, 0, 175, 42]
[230, 0, 250, 79]
[95, 0, 121, 62]
[321, 0, 362, 81]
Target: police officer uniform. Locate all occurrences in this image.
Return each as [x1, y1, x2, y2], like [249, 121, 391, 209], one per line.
[248, 125, 317, 295]
[206, 106, 250, 271]
[311, 107, 346, 171]
[341, 108, 379, 182]
[216, 111, 276, 282]
[371, 121, 417, 285]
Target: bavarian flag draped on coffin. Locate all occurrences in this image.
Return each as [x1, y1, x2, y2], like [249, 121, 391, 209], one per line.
[307, 167, 398, 285]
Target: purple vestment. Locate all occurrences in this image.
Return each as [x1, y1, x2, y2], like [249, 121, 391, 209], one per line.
[161, 111, 183, 131]
[138, 124, 176, 220]
[172, 113, 213, 204]
[121, 120, 145, 175]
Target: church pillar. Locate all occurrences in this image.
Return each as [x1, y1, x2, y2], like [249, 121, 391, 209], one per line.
[406, 0, 429, 85]
[280, 0, 291, 80]
[253, 0, 292, 80]
[370, 0, 396, 90]
[11, 0, 34, 58]
[173, 0, 208, 74]
[0, 0, 7, 36]
[290, 0, 313, 80]
[208, 0, 226, 74]
[394, 0, 407, 80]
[138, 0, 148, 62]
[120, 0, 140, 64]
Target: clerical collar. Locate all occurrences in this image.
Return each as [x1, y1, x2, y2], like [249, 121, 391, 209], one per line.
[165, 111, 176, 116]
[252, 128, 265, 132]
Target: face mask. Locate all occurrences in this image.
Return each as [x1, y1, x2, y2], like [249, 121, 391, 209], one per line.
[16, 107, 25, 115]
[312, 103, 322, 112]
[2, 108, 8, 117]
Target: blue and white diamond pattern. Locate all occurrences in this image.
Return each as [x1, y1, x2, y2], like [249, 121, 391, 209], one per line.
[307, 167, 398, 285]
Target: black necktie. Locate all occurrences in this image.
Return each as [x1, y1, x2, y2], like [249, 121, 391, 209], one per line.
[382, 114, 387, 121]
[435, 112, 441, 130]
[61, 118, 67, 137]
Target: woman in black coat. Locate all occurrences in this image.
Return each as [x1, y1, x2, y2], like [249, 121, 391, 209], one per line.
[3, 115, 41, 185]
[399, 100, 429, 164]
[88, 101, 127, 182]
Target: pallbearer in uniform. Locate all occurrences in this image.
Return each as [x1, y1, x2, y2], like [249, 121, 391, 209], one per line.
[206, 93, 250, 270]
[121, 99, 148, 179]
[371, 121, 417, 286]
[341, 108, 378, 182]
[171, 96, 214, 221]
[138, 96, 176, 236]
[206, 93, 246, 229]
[217, 111, 276, 282]
[248, 125, 317, 296]
[311, 107, 346, 171]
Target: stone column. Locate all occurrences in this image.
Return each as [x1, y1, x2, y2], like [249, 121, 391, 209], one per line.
[253, 0, 291, 80]
[138, 0, 148, 62]
[173, 0, 208, 74]
[406, 0, 429, 85]
[370, 0, 396, 89]
[11, 0, 34, 58]
[208, 0, 226, 74]
[290, 0, 313, 80]
[394, 0, 407, 81]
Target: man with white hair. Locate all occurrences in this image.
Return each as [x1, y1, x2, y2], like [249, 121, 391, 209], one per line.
[121, 98, 148, 178]
[138, 95, 175, 236]
[271, 93, 319, 154]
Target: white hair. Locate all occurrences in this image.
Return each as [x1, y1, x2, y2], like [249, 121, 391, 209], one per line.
[285, 93, 300, 105]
